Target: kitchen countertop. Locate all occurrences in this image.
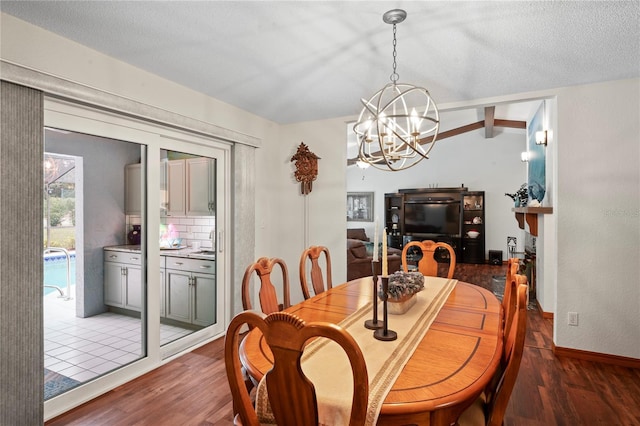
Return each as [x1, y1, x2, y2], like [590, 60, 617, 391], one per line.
[104, 245, 215, 260]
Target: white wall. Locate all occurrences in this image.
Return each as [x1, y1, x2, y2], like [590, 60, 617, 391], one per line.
[2, 13, 638, 360]
[555, 79, 640, 358]
[277, 119, 349, 302]
[346, 125, 527, 260]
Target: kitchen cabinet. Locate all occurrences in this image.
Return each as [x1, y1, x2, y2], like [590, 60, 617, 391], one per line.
[165, 158, 215, 217]
[186, 157, 215, 216]
[104, 249, 142, 311]
[125, 163, 142, 215]
[166, 159, 186, 216]
[165, 256, 215, 327]
[159, 257, 165, 317]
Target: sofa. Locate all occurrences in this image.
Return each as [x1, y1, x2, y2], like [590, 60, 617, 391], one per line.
[347, 228, 402, 281]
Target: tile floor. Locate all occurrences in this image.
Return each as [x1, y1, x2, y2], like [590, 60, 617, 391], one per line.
[44, 286, 193, 395]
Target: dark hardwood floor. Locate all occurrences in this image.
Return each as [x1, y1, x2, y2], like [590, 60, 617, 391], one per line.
[47, 263, 640, 425]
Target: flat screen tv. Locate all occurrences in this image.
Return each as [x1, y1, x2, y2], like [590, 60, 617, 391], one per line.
[404, 201, 460, 235]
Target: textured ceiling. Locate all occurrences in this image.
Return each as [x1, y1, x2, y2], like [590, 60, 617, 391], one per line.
[2, 1, 639, 124]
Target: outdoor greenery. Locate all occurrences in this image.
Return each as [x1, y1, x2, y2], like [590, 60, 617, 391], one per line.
[46, 197, 75, 227]
[44, 226, 75, 250]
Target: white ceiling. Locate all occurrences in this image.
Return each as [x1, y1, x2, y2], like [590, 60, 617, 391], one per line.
[2, 1, 639, 125]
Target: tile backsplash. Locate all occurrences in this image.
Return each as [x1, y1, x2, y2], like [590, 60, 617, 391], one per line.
[127, 216, 215, 249]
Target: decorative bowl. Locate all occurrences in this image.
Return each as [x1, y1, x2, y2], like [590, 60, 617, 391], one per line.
[467, 230, 480, 239]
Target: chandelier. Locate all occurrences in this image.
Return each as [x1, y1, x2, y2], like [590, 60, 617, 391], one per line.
[354, 9, 440, 171]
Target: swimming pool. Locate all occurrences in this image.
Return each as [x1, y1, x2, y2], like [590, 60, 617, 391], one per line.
[44, 252, 76, 296]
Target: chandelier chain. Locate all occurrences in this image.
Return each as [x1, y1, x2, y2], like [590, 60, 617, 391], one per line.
[390, 24, 399, 83]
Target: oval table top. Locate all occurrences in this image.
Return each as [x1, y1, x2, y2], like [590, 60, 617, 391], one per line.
[239, 277, 503, 425]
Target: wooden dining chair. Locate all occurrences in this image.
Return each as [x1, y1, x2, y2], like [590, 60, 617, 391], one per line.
[241, 257, 290, 314]
[299, 245, 332, 299]
[501, 258, 521, 339]
[455, 283, 528, 426]
[225, 310, 369, 426]
[401, 240, 457, 278]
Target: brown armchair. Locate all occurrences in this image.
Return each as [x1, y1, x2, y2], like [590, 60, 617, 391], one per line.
[347, 228, 401, 281]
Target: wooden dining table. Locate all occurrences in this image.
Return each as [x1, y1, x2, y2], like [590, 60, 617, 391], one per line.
[239, 276, 503, 426]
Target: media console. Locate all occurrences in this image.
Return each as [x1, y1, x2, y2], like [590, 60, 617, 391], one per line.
[385, 187, 486, 264]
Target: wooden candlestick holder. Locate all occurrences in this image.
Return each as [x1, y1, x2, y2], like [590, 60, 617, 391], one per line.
[364, 261, 384, 330]
[374, 276, 397, 341]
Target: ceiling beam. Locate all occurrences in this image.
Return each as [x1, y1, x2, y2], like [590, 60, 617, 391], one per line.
[494, 119, 526, 129]
[347, 117, 526, 166]
[484, 106, 495, 138]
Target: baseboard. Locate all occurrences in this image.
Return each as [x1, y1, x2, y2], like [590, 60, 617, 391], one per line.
[552, 343, 640, 369]
[535, 299, 553, 319]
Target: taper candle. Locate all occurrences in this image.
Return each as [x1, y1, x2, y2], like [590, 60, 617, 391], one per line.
[382, 228, 388, 276]
[373, 218, 379, 262]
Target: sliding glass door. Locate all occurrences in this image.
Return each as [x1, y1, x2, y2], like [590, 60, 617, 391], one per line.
[44, 130, 148, 401]
[43, 98, 229, 418]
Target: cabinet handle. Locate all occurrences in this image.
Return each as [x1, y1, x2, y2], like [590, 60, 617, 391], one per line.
[199, 265, 211, 269]
[130, 257, 139, 261]
[109, 255, 118, 259]
[173, 262, 184, 266]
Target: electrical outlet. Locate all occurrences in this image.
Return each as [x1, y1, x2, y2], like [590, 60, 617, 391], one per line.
[568, 312, 579, 326]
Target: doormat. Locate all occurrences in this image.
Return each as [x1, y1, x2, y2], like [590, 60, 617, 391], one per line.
[45, 368, 80, 400]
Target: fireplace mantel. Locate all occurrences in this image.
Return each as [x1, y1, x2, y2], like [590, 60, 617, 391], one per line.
[512, 207, 553, 236]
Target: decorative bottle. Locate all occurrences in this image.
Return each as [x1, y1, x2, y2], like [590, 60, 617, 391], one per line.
[128, 225, 141, 245]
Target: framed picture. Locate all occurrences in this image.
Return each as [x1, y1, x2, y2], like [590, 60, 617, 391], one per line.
[347, 192, 374, 222]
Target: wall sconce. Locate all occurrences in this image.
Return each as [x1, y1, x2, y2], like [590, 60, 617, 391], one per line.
[535, 130, 548, 145]
[521, 151, 529, 162]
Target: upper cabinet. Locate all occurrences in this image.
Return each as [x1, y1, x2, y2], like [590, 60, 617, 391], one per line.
[127, 157, 215, 218]
[166, 159, 186, 216]
[186, 157, 215, 216]
[164, 158, 215, 217]
[125, 163, 142, 215]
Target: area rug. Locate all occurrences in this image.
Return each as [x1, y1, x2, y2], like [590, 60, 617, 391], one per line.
[491, 274, 506, 301]
[45, 368, 80, 400]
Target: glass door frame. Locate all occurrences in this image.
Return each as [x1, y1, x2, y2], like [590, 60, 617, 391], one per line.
[43, 97, 231, 419]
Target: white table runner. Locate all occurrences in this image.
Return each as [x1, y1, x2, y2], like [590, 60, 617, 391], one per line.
[256, 276, 458, 425]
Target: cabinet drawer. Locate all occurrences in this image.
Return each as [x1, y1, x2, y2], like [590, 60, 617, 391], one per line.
[165, 256, 215, 274]
[104, 250, 142, 265]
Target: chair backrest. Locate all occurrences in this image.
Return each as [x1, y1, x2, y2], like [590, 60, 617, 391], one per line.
[225, 310, 369, 426]
[501, 259, 521, 341]
[487, 283, 528, 426]
[505, 257, 520, 284]
[401, 240, 456, 278]
[299, 245, 332, 299]
[242, 257, 290, 314]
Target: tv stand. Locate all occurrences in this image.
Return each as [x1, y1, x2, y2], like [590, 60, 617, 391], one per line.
[385, 187, 486, 264]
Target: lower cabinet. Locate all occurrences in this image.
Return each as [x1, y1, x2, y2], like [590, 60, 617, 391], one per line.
[104, 250, 142, 311]
[159, 259, 166, 317]
[164, 257, 215, 327]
